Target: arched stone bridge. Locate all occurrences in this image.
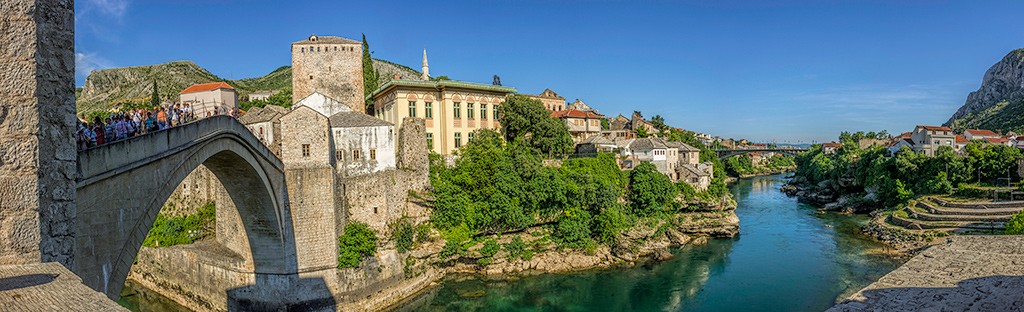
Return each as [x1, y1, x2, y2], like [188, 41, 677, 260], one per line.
[74, 116, 304, 303]
[714, 147, 810, 159]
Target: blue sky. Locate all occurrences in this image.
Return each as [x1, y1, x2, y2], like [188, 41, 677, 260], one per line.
[75, 0, 1024, 143]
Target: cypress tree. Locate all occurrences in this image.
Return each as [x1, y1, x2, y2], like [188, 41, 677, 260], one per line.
[151, 80, 160, 108]
[362, 34, 379, 112]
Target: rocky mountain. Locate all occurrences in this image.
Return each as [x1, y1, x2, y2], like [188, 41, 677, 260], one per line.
[76, 58, 421, 116]
[944, 49, 1024, 132]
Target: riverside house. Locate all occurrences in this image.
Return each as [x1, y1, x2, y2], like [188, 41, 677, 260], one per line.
[910, 125, 955, 157]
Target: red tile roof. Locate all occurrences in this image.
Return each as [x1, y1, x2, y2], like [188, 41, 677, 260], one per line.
[965, 129, 999, 137]
[916, 125, 952, 131]
[180, 82, 234, 94]
[822, 142, 841, 147]
[985, 137, 1010, 144]
[550, 109, 604, 119]
[896, 132, 912, 139]
[955, 135, 969, 143]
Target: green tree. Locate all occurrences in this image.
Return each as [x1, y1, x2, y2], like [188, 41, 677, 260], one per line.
[151, 80, 160, 106]
[601, 118, 610, 130]
[338, 222, 377, 268]
[498, 94, 573, 156]
[362, 34, 379, 112]
[555, 207, 594, 249]
[392, 222, 415, 253]
[628, 162, 677, 216]
[430, 75, 451, 81]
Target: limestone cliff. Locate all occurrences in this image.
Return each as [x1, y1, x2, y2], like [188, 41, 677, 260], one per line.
[944, 49, 1024, 131]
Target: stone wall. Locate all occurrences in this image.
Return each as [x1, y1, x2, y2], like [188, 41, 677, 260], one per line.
[396, 118, 428, 171]
[0, 0, 77, 268]
[291, 39, 364, 113]
[161, 165, 219, 217]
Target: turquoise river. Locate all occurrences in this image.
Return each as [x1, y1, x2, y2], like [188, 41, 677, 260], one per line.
[398, 174, 903, 311]
[119, 174, 904, 311]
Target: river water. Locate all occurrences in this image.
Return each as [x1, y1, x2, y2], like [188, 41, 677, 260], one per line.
[401, 174, 903, 312]
[120, 174, 902, 311]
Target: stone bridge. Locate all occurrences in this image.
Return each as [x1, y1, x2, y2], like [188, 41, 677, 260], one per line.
[714, 147, 809, 159]
[74, 116, 323, 306]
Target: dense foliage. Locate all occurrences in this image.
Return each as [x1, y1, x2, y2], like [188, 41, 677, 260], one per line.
[723, 154, 795, 176]
[142, 202, 215, 247]
[241, 89, 292, 111]
[794, 139, 1022, 207]
[337, 222, 377, 268]
[497, 94, 574, 156]
[628, 162, 677, 216]
[362, 34, 380, 112]
[1007, 210, 1024, 235]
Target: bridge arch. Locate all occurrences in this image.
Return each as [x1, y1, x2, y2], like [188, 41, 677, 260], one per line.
[74, 116, 294, 299]
[717, 150, 800, 159]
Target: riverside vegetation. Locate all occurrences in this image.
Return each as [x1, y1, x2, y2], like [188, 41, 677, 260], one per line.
[783, 131, 1024, 251]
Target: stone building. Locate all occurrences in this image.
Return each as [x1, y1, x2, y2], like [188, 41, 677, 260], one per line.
[525, 88, 567, 111]
[292, 34, 365, 113]
[248, 89, 280, 101]
[910, 125, 955, 156]
[566, 99, 597, 113]
[330, 111, 396, 177]
[239, 104, 289, 156]
[609, 114, 630, 131]
[179, 82, 238, 117]
[550, 109, 604, 142]
[575, 135, 615, 154]
[368, 78, 516, 155]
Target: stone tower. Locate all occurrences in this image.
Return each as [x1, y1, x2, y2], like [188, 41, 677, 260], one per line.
[0, 0, 77, 268]
[292, 34, 365, 113]
[421, 48, 429, 81]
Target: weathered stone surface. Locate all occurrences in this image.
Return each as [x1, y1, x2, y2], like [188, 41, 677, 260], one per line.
[829, 236, 1024, 311]
[0, 262, 127, 311]
[291, 35, 364, 113]
[0, 0, 76, 269]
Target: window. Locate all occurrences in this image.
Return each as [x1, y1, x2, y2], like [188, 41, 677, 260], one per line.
[455, 132, 462, 148]
[468, 132, 474, 142]
[259, 127, 263, 135]
[494, 105, 499, 120]
[309, 75, 313, 80]
[425, 102, 433, 118]
[353, 149, 360, 160]
[946, 140, 951, 145]
[301, 48, 304, 52]
[373, 207, 377, 214]
[336, 150, 343, 160]
[427, 133, 434, 150]
[481, 104, 487, 120]
[934, 140, 939, 145]
[334, 47, 337, 51]
[467, 103, 474, 119]
[317, 47, 320, 52]
[302, 144, 310, 157]
[408, 101, 416, 118]
[370, 149, 376, 160]
[454, 102, 461, 118]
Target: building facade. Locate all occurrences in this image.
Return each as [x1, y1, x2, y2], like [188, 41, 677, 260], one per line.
[368, 79, 515, 155]
[551, 109, 604, 142]
[179, 82, 238, 117]
[291, 34, 365, 113]
[249, 90, 281, 101]
[964, 129, 1000, 141]
[910, 125, 956, 156]
[238, 104, 290, 156]
[526, 88, 566, 111]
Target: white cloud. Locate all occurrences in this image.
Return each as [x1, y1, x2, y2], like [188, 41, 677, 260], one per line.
[84, 0, 129, 18]
[76, 51, 114, 84]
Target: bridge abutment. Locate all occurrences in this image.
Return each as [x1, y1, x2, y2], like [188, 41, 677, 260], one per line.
[0, 0, 78, 269]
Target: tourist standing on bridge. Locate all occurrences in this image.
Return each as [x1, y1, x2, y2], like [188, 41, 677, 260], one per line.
[183, 104, 193, 123]
[92, 117, 106, 146]
[145, 112, 158, 133]
[115, 116, 130, 140]
[156, 107, 168, 130]
[104, 117, 115, 143]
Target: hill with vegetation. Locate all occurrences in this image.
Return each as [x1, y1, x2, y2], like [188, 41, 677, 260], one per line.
[76, 58, 421, 116]
[944, 49, 1024, 133]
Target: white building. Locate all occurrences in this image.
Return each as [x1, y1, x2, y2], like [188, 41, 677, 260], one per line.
[179, 82, 238, 117]
[329, 112, 395, 177]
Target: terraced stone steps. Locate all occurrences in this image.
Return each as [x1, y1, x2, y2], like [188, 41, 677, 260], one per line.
[886, 196, 1023, 233]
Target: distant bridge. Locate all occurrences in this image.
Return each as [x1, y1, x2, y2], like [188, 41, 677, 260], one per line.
[713, 146, 810, 159]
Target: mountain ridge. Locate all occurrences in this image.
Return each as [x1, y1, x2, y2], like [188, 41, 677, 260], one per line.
[943, 49, 1024, 133]
[76, 58, 421, 115]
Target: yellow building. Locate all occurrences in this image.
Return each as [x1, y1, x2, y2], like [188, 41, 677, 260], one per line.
[367, 79, 516, 154]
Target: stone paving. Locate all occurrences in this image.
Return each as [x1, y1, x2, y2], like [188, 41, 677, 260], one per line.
[0, 262, 126, 311]
[829, 235, 1024, 311]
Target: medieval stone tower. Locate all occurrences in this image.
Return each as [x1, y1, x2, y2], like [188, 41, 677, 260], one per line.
[292, 34, 365, 113]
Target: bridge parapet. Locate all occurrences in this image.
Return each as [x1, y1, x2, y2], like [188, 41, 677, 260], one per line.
[77, 116, 281, 185]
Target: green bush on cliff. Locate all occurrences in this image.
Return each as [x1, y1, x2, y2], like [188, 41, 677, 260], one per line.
[1006, 210, 1024, 235]
[554, 207, 594, 249]
[502, 237, 528, 261]
[628, 162, 677, 216]
[594, 206, 631, 244]
[392, 222, 415, 253]
[338, 222, 377, 268]
[142, 201, 215, 248]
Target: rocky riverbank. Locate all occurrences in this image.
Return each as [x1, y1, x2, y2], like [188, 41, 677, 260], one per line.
[737, 166, 796, 179]
[403, 197, 739, 279]
[779, 175, 879, 214]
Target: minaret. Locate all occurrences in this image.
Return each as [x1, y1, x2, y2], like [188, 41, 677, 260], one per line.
[421, 47, 429, 81]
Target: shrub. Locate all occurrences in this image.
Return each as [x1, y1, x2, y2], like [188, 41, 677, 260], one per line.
[1006, 210, 1024, 235]
[440, 240, 465, 260]
[415, 223, 432, 243]
[554, 207, 593, 249]
[393, 222, 415, 253]
[953, 184, 989, 198]
[503, 237, 528, 261]
[594, 206, 630, 244]
[629, 162, 677, 216]
[338, 222, 377, 268]
[479, 239, 500, 258]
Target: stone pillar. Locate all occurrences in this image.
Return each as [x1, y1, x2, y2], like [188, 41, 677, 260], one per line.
[0, 0, 77, 268]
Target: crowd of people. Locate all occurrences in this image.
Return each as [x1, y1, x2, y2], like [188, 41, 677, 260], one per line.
[76, 103, 199, 150]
